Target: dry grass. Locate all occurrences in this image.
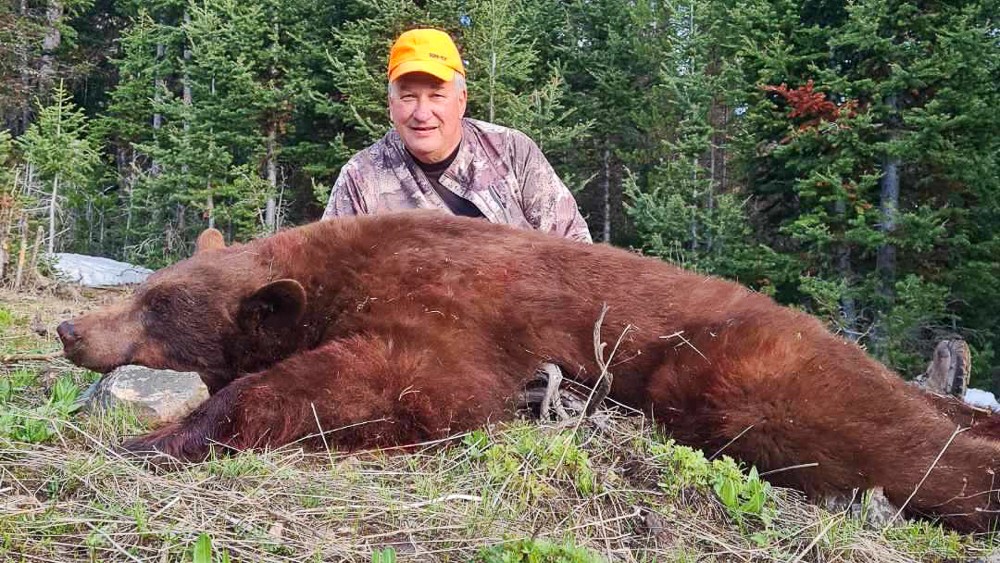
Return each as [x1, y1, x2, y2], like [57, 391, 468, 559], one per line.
[1, 288, 997, 562]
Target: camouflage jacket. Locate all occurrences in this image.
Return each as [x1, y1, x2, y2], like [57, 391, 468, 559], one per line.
[322, 118, 592, 243]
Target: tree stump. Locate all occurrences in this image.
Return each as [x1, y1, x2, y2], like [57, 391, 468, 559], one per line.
[919, 339, 971, 397]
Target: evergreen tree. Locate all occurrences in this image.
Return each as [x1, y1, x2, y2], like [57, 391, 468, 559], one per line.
[0, 131, 14, 192]
[739, 0, 1000, 376]
[623, 0, 793, 290]
[17, 81, 102, 253]
[458, 0, 589, 157]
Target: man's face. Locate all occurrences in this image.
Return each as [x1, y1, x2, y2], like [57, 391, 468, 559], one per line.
[388, 72, 467, 164]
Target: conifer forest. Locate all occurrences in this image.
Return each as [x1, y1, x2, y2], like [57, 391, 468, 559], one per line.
[2, 0, 998, 385]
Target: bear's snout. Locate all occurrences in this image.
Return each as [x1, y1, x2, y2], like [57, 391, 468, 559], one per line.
[56, 320, 79, 347]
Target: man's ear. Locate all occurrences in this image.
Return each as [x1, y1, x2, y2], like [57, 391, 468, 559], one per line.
[195, 228, 226, 255]
[237, 279, 307, 334]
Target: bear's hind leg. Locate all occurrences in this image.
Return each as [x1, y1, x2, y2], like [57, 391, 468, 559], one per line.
[691, 349, 1000, 532]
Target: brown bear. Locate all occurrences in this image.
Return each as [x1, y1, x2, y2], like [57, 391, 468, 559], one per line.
[57, 212, 1000, 533]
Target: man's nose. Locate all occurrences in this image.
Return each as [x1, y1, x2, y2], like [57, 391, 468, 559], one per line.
[412, 101, 433, 121]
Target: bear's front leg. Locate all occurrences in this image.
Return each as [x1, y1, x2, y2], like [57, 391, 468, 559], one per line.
[122, 333, 515, 462]
[121, 373, 261, 462]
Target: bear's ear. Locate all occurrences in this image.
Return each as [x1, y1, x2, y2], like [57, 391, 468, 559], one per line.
[237, 279, 307, 334]
[195, 228, 226, 255]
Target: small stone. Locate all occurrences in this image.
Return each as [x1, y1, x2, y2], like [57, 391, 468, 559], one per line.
[823, 487, 897, 528]
[84, 365, 209, 425]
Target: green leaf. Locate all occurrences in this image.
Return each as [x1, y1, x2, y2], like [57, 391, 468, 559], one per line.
[192, 533, 212, 563]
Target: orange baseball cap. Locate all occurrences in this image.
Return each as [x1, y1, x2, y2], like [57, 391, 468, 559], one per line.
[388, 28, 465, 82]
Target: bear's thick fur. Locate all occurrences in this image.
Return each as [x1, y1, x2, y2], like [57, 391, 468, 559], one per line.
[58, 212, 1000, 532]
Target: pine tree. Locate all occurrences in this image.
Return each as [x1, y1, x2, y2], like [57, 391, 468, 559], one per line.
[739, 0, 1000, 376]
[621, 0, 793, 289]
[17, 81, 102, 253]
[457, 0, 589, 157]
[0, 131, 14, 191]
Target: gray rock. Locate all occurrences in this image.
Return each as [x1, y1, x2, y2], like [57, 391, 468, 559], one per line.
[822, 487, 898, 528]
[81, 365, 209, 424]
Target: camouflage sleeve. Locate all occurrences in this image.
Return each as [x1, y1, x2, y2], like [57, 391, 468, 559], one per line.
[510, 133, 593, 243]
[322, 159, 370, 219]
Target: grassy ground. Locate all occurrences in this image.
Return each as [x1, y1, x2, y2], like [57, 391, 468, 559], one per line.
[0, 288, 997, 562]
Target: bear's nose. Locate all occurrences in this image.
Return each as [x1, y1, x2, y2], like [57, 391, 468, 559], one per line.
[57, 321, 79, 346]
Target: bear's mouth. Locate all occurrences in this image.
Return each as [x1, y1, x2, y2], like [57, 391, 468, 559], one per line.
[59, 339, 133, 374]
[63, 347, 118, 374]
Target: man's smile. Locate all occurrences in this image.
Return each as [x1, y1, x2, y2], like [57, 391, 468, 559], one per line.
[409, 125, 439, 136]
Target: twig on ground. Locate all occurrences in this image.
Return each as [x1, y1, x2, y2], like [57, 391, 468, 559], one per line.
[759, 462, 820, 477]
[659, 330, 709, 363]
[1, 350, 63, 363]
[790, 514, 845, 563]
[84, 521, 145, 563]
[710, 424, 755, 461]
[311, 401, 336, 467]
[403, 494, 482, 510]
[587, 303, 634, 416]
[539, 362, 569, 421]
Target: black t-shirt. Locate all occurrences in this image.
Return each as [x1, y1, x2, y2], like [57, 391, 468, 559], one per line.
[411, 145, 485, 219]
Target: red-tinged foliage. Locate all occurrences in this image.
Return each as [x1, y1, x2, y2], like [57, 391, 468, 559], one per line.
[762, 80, 859, 132]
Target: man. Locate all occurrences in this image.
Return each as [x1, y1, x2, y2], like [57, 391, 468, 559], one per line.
[322, 28, 592, 243]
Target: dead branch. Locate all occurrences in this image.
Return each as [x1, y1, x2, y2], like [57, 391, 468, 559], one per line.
[587, 303, 613, 415]
[28, 224, 43, 288]
[538, 362, 570, 421]
[13, 213, 27, 290]
[0, 350, 63, 364]
[585, 303, 635, 416]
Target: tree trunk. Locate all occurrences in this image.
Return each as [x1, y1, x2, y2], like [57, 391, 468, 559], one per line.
[0, 172, 15, 280]
[874, 93, 901, 355]
[124, 151, 136, 253]
[182, 11, 192, 108]
[14, 214, 27, 290]
[47, 175, 59, 254]
[40, 0, 63, 88]
[876, 157, 899, 283]
[919, 339, 971, 397]
[488, 50, 496, 123]
[29, 225, 43, 287]
[835, 198, 859, 340]
[265, 124, 278, 233]
[153, 40, 165, 131]
[601, 146, 611, 243]
[10, 1, 33, 133]
[152, 37, 165, 176]
[690, 156, 699, 251]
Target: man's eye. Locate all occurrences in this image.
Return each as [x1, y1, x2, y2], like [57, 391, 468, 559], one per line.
[400, 94, 415, 101]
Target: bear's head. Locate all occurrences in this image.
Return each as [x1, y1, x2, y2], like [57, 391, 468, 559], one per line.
[57, 229, 308, 393]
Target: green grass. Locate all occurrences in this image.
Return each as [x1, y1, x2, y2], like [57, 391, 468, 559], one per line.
[476, 538, 604, 562]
